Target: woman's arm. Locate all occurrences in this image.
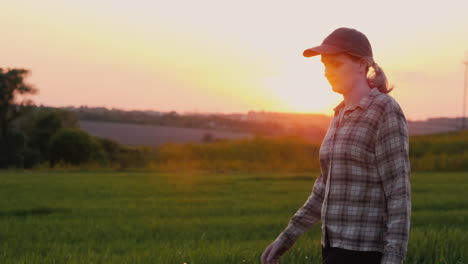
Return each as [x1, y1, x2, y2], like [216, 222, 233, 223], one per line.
[375, 103, 411, 264]
[275, 173, 326, 250]
[262, 173, 326, 263]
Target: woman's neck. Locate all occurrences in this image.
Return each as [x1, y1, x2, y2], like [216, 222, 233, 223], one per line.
[343, 80, 372, 109]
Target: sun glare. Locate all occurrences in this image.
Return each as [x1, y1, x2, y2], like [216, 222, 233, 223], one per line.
[261, 62, 340, 114]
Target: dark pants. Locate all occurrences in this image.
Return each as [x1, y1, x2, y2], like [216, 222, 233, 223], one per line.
[322, 246, 382, 264]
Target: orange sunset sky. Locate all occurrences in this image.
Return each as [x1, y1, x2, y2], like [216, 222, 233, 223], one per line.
[2, 0, 467, 121]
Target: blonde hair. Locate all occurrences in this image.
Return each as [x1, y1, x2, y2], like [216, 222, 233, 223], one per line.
[366, 60, 393, 94]
[347, 54, 394, 94]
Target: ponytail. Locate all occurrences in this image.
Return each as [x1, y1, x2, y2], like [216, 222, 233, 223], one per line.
[347, 53, 394, 94]
[367, 62, 393, 94]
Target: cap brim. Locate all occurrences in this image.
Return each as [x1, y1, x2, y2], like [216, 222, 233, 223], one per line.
[303, 44, 346, 57]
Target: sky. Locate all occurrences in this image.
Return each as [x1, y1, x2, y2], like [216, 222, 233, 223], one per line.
[1, 0, 467, 121]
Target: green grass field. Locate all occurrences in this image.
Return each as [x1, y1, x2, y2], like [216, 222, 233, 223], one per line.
[0, 171, 466, 264]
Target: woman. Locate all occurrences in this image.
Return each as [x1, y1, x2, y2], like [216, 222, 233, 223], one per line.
[261, 27, 411, 264]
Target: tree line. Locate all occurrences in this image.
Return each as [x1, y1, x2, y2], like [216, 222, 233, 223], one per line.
[67, 107, 327, 140]
[0, 68, 135, 169]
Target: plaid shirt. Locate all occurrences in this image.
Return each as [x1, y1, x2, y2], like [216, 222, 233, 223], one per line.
[276, 88, 411, 264]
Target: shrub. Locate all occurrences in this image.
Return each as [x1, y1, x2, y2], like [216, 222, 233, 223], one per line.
[48, 128, 107, 167]
[0, 129, 28, 168]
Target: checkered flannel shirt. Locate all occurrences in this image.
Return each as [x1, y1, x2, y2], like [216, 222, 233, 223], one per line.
[276, 88, 411, 264]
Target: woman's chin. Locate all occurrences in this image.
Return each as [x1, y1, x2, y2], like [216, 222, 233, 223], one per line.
[331, 85, 344, 94]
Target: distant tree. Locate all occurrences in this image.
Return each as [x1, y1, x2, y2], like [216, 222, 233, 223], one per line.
[10, 107, 79, 167]
[0, 68, 37, 168]
[31, 109, 78, 159]
[96, 137, 126, 164]
[48, 128, 107, 167]
[202, 132, 214, 143]
[0, 128, 28, 168]
[0, 68, 37, 141]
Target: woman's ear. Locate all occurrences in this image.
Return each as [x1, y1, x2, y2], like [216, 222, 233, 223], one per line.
[357, 58, 367, 74]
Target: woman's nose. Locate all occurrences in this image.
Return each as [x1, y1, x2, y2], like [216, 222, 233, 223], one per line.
[324, 66, 332, 78]
[324, 69, 333, 80]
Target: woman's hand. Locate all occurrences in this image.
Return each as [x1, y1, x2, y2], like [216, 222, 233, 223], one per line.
[261, 240, 285, 264]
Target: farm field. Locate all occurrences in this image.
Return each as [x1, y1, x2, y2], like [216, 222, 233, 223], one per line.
[79, 120, 254, 146]
[0, 171, 466, 264]
[79, 119, 464, 147]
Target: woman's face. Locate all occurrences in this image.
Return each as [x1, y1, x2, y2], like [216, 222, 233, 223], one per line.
[321, 53, 364, 95]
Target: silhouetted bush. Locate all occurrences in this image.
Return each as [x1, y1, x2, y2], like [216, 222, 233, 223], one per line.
[96, 137, 124, 164]
[0, 129, 28, 168]
[10, 107, 80, 167]
[22, 147, 42, 169]
[49, 128, 107, 167]
[28, 109, 78, 158]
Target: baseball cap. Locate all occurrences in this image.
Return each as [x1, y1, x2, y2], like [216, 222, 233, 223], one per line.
[303, 27, 373, 59]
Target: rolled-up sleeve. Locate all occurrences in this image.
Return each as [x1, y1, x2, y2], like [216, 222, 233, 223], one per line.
[375, 105, 411, 264]
[275, 173, 325, 249]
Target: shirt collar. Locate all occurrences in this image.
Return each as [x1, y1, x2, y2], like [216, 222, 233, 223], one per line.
[333, 88, 381, 115]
